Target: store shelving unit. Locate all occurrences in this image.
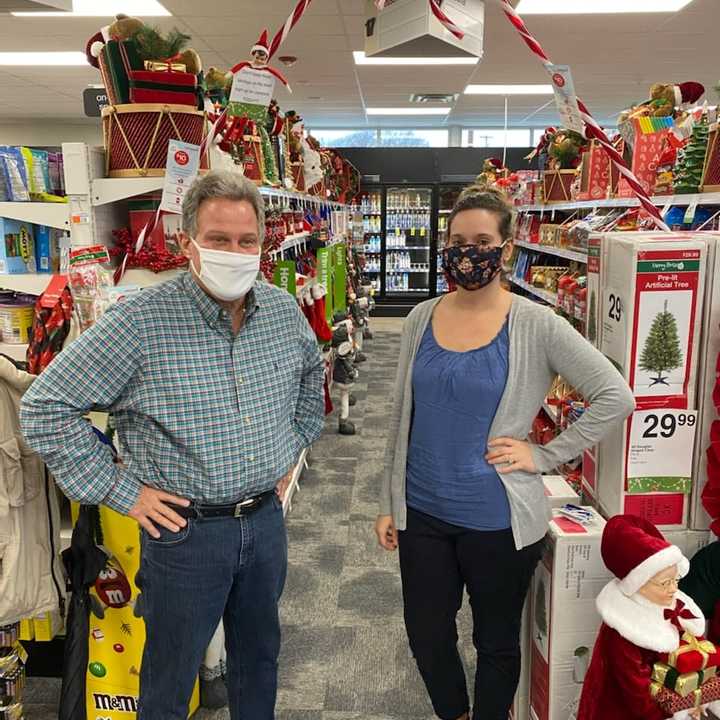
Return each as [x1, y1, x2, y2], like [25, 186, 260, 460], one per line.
[514, 239, 588, 264]
[0, 201, 71, 230]
[509, 276, 557, 305]
[516, 191, 720, 214]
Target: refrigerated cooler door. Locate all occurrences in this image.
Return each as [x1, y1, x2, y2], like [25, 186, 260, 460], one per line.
[384, 187, 432, 298]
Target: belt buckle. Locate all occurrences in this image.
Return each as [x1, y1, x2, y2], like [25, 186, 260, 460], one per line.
[233, 497, 256, 518]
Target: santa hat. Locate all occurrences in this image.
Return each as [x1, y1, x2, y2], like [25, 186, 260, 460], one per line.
[486, 157, 503, 169]
[85, 32, 105, 68]
[602, 514, 689, 597]
[252, 30, 270, 56]
[673, 81, 705, 107]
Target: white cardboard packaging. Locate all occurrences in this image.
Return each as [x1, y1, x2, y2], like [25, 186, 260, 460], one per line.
[690, 235, 720, 530]
[543, 475, 580, 509]
[529, 507, 609, 720]
[595, 232, 708, 529]
[663, 529, 712, 560]
[510, 599, 531, 720]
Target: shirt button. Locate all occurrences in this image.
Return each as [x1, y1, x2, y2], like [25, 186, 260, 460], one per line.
[245, 416, 251, 425]
[249, 456, 255, 462]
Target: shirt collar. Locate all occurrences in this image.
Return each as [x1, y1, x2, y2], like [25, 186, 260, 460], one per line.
[181, 272, 260, 329]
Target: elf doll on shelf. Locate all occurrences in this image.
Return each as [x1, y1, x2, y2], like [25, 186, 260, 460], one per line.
[578, 515, 720, 720]
[223, 30, 290, 184]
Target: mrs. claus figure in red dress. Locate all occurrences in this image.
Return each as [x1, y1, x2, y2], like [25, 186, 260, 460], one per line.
[578, 515, 720, 720]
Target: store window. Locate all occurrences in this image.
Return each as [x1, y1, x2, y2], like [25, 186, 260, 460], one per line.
[462, 129, 532, 148]
[311, 129, 380, 148]
[378, 129, 449, 148]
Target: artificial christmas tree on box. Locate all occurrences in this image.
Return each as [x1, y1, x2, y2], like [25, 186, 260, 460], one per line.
[529, 508, 610, 720]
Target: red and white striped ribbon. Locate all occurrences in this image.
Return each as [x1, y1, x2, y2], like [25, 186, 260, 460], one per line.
[499, 0, 668, 231]
[374, 0, 464, 40]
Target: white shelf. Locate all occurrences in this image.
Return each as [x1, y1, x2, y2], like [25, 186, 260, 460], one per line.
[509, 276, 558, 305]
[0, 342, 27, 362]
[516, 191, 720, 213]
[0, 273, 53, 295]
[0, 201, 70, 230]
[515, 240, 588, 263]
[388, 288, 429, 293]
[92, 177, 348, 208]
[386, 269, 430, 273]
[121, 267, 184, 288]
[270, 232, 311, 257]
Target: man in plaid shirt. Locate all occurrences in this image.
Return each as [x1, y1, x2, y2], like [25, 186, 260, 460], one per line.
[21, 170, 326, 720]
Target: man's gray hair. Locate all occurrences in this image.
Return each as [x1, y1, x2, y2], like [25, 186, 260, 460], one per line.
[182, 170, 266, 240]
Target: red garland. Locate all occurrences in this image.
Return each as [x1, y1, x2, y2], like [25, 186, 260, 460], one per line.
[111, 227, 189, 275]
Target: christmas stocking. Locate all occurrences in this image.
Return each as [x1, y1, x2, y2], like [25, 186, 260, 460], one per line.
[311, 283, 333, 342]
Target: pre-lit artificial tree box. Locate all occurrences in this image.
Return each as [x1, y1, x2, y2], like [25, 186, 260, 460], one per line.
[595, 233, 709, 529]
[689, 235, 720, 530]
[529, 508, 609, 720]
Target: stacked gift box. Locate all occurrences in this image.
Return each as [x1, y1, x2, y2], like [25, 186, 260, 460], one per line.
[99, 38, 201, 110]
[651, 632, 720, 712]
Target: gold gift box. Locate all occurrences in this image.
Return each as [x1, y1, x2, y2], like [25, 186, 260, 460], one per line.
[652, 662, 717, 698]
[144, 60, 187, 72]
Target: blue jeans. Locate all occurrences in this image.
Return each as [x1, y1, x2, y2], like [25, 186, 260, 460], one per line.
[136, 493, 288, 719]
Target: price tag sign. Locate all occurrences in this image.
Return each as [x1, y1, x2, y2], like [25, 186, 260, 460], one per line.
[684, 200, 699, 225]
[160, 140, 201, 214]
[546, 64, 585, 136]
[627, 410, 698, 493]
[600, 286, 628, 372]
[420, 227, 426, 237]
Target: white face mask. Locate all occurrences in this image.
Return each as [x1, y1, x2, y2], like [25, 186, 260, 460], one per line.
[190, 239, 260, 302]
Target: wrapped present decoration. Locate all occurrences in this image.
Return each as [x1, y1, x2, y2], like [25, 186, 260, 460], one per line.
[144, 60, 187, 72]
[660, 633, 720, 674]
[128, 68, 197, 107]
[652, 662, 717, 698]
[651, 674, 720, 712]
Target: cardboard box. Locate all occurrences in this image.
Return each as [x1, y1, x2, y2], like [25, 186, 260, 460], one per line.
[576, 141, 610, 201]
[0, 217, 36, 274]
[599, 232, 707, 407]
[543, 475, 580, 508]
[690, 235, 720, 530]
[510, 598, 531, 720]
[663, 530, 712, 560]
[529, 508, 610, 720]
[34, 224, 60, 274]
[595, 233, 711, 528]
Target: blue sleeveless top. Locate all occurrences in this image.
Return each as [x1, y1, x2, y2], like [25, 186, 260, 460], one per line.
[406, 321, 512, 530]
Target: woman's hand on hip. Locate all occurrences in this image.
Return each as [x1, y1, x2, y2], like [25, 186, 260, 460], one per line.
[375, 515, 398, 551]
[486, 438, 538, 474]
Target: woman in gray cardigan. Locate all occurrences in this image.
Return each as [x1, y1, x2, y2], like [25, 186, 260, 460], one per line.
[375, 187, 634, 720]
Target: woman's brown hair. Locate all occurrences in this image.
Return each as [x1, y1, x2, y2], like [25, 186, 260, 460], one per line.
[446, 186, 516, 242]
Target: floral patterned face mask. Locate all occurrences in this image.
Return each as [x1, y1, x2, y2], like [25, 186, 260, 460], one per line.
[441, 243, 506, 291]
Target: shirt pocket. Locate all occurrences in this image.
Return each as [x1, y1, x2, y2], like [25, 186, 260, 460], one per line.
[0, 437, 33, 516]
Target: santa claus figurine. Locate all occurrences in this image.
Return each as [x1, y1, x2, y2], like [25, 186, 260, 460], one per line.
[578, 514, 720, 720]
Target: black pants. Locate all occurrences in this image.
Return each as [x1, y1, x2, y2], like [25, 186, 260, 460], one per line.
[398, 507, 543, 720]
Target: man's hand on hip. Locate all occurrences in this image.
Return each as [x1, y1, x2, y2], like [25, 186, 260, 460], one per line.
[129, 486, 191, 538]
[276, 467, 295, 502]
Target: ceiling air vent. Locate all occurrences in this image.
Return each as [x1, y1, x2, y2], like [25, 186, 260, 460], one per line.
[410, 93, 459, 104]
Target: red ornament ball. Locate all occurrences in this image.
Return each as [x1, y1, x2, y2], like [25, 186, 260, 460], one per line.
[113, 643, 125, 653]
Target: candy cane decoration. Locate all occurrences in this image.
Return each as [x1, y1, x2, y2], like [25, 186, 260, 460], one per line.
[374, 0, 464, 40]
[269, 0, 313, 59]
[499, 0, 669, 231]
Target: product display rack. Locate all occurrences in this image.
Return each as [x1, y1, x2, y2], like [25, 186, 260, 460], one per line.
[515, 191, 720, 214]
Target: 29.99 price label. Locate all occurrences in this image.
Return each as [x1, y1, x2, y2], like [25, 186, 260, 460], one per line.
[627, 409, 697, 494]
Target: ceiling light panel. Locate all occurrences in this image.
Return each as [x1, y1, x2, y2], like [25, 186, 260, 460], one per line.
[464, 84, 554, 95]
[353, 51, 478, 66]
[0, 52, 87, 65]
[516, 0, 692, 13]
[366, 107, 451, 115]
[12, 0, 170, 16]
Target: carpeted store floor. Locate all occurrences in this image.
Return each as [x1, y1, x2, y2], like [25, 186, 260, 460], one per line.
[24, 321, 479, 720]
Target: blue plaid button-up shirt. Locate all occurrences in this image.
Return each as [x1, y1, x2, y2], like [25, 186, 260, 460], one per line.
[20, 273, 326, 515]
